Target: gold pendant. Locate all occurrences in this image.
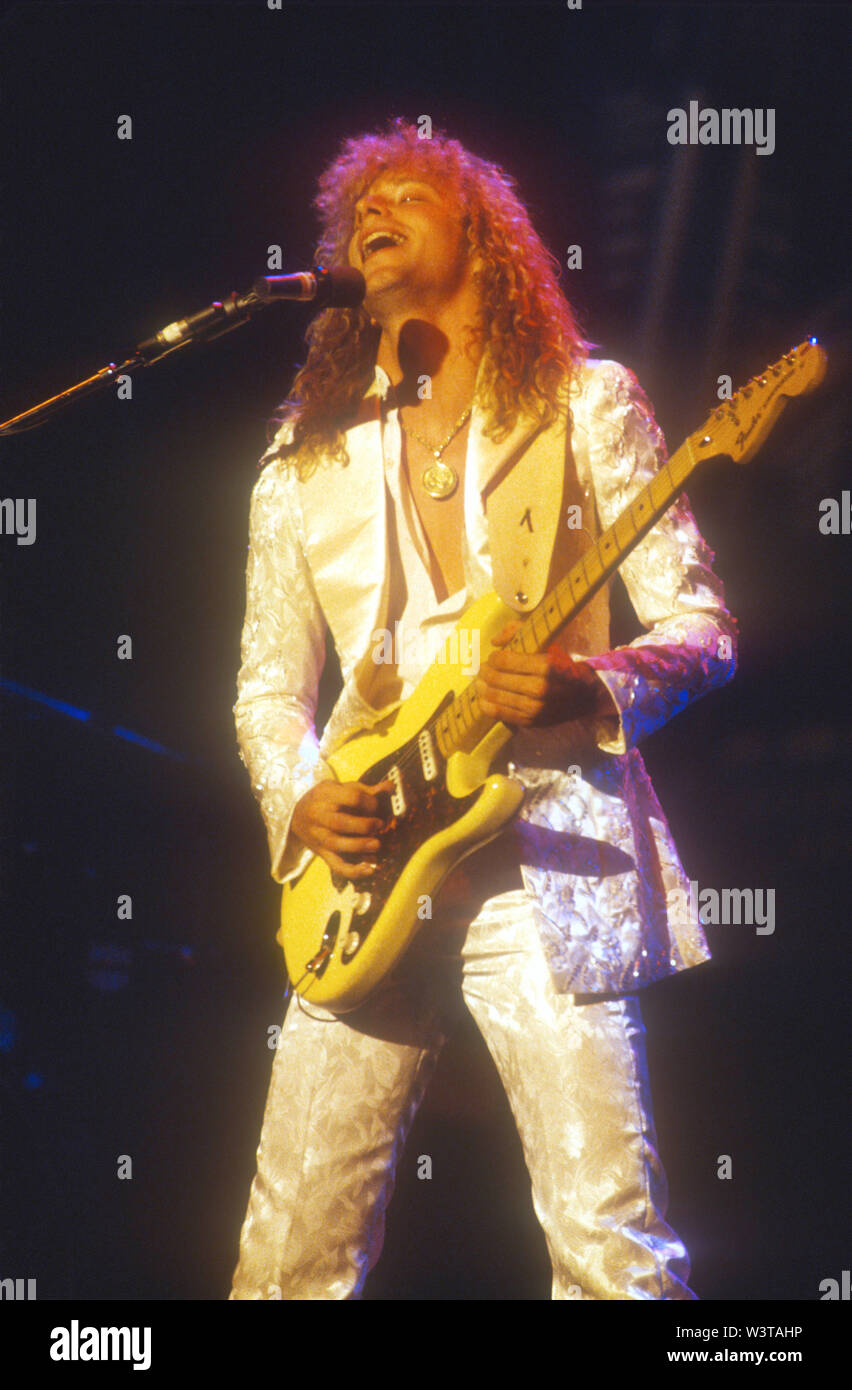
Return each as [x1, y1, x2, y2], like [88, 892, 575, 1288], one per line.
[421, 459, 458, 500]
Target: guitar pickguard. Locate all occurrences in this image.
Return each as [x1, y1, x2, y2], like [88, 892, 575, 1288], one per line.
[323, 694, 480, 959]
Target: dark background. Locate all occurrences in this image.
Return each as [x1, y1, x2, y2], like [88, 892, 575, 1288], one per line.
[1, 0, 849, 1301]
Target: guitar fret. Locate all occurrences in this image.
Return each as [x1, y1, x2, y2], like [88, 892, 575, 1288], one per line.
[668, 453, 688, 488]
[614, 513, 636, 548]
[582, 553, 601, 586]
[542, 596, 560, 639]
[649, 474, 668, 508]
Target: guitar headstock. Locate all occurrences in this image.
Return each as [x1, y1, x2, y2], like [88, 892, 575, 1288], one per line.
[689, 338, 828, 467]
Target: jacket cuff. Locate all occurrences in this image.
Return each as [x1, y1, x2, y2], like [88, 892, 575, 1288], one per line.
[587, 664, 631, 755]
[560, 653, 628, 754]
[268, 757, 335, 885]
[580, 624, 737, 754]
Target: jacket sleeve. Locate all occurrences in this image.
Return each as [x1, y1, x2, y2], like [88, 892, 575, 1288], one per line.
[575, 360, 738, 754]
[234, 454, 335, 884]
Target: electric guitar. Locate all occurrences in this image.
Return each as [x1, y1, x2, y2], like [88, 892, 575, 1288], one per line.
[279, 340, 827, 1012]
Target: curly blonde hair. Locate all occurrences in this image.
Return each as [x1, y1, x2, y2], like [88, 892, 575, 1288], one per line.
[267, 116, 590, 476]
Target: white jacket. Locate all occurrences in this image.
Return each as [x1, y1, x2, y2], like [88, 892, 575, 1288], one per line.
[234, 355, 737, 993]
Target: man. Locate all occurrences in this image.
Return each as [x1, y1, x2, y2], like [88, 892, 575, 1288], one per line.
[229, 118, 737, 1300]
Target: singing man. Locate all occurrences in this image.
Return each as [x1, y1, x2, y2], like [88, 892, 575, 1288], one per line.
[229, 117, 736, 1300]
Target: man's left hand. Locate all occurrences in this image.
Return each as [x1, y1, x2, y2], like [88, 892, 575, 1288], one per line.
[474, 621, 614, 729]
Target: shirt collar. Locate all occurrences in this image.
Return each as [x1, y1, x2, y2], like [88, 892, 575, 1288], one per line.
[363, 355, 491, 405]
[363, 363, 393, 402]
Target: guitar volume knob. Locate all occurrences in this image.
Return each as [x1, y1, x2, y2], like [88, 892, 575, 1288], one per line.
[341, 930, 361, 961]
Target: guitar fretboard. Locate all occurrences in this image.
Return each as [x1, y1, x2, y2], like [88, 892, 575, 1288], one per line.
[431, 436, 697, 758]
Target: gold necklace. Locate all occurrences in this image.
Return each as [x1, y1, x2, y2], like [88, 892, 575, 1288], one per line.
[398, 402, 472, 500]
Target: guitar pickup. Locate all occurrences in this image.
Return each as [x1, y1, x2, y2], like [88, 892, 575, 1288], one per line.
[418, 728, 438, 781]
[388, 764, 407, 817]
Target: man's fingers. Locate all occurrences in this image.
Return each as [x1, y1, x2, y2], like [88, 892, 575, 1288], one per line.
[487, 642, 547, 669]
[478, 665, 549, 698]
[318, 849, 376, 880]
[491, 620, 521, 646]
[359, 777, 395, 796]
[326, 809, 386, 836]
[333, 779, 394, 813]
[476, 664, 549, 716]
[315, 827, 382, 855]
[477, 689, 541, 722]
[292, 777, 395, 870]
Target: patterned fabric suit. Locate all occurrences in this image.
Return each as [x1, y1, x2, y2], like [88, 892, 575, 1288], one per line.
[229, 356, 737, 1299]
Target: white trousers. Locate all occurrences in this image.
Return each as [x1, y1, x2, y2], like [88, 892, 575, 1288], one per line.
[229, 886, 696, 1300]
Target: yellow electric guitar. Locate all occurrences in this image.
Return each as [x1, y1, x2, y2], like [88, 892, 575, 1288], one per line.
[280, 340, 827, 1012]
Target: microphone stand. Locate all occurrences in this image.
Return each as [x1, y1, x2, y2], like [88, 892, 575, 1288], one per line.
[0, 264, 366, 436]
[0, 287, 269, 436]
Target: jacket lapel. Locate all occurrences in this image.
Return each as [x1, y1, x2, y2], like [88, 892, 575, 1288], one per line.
[466, 364, 550, 501]
[296, 398, 391, 678]
[468, 373, 576, 613]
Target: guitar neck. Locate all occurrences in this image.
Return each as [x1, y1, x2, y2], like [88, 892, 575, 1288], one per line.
[515, 439, 696, 655]
[433, 435, 699, 758]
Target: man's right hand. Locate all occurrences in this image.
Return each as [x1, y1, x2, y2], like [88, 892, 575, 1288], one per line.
[291, 778, 395, 879]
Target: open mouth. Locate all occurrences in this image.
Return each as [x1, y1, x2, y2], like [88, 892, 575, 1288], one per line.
[361, 232, 407, 261]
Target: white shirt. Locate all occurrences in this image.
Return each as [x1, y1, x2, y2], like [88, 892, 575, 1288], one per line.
[371, 363, 479, 696]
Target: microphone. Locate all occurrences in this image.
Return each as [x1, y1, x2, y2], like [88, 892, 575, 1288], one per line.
[136, 266, 365, 359]
[136, 295, 247, 354]
[253, 265, 365, 307]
